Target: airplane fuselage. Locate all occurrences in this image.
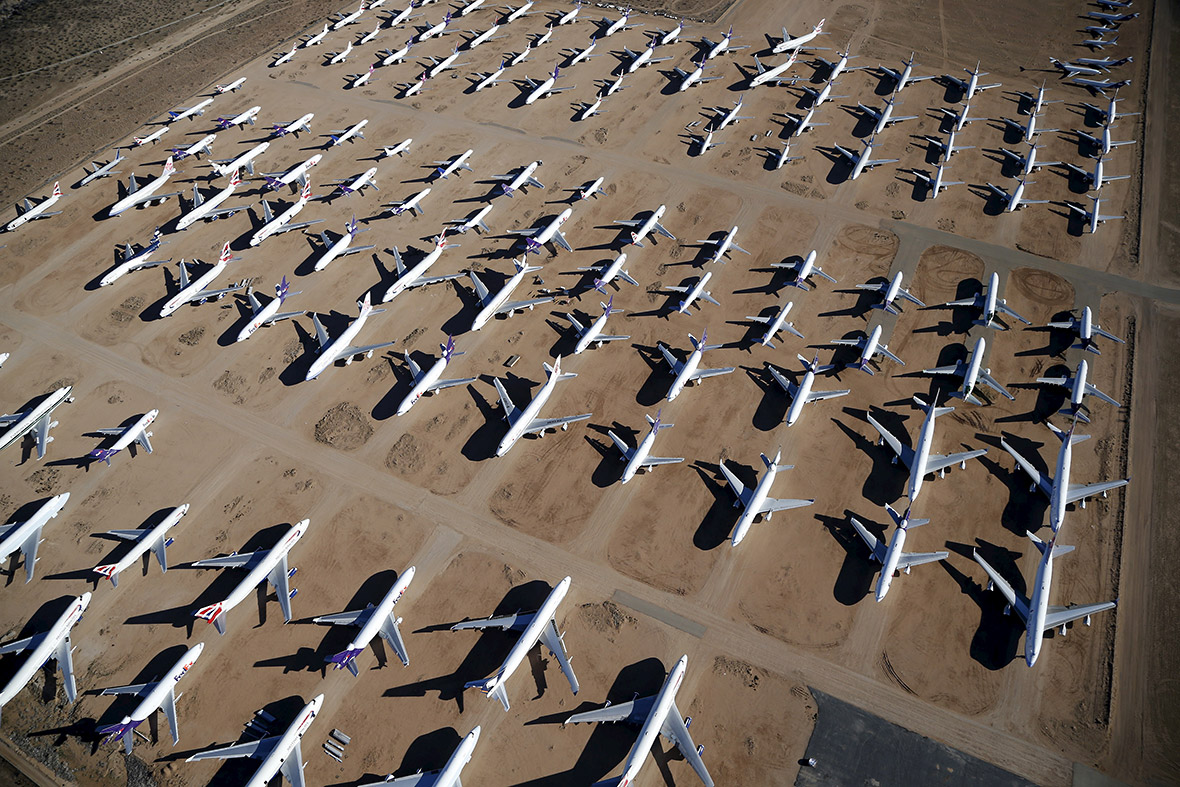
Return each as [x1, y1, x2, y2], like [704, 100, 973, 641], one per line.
[308, 309, 372, 378]
[574, 308, 612, 354]
[109, 410, 157, 454]
[95, 503, 186, 584]
[6, 189, 63, 231]
[631, 205, 666, 245]
[960, 336, 986, 400]
[109, 167, 175, 217]
[504, 161, 540, 195]
[756, 301, 794, 347]
[250, 194, 309, 246]
[315, 229, 359, 272]
[629, 45, 656, 72]
[478, 577, 570, 695]
[393, 187, 430, 216]
[170, 98, 214, 122]
[619, 656, 688, 784]
[621, 426, 658, 484]
[676, 270, 712, 313]
[469, 24, 499, 47]
[785, 371, 815, 426]
[475, 269, 530, 332]
[177, 180, 238, 230]
[857, 324, 885, 371]
[731, 461, 778, 546]
[197, 520, 308, 629]
[579, 176, 605, 200]
[496, 365, 559, 454]
[529, 207, 572, 250]
[348, 567, 415, 656]
[908, 408, 937, 501]
[217, 141, 270, 177]
[679, 65, 705, 91]
[1026, 551, 1053, 666]
[475, 66, 504, 91]
[667, 345, 703, 401]
[876, 527, 906, 601]
[384, 237, 448, 300]
[333, 119, 368, 145]
[0, 493, 69, 569]
[399, 353, 452, 414]
[0, 592, 90, 709]
[0, 386, 73, 452]
[526, 75, 556, 104]
[110, 642, 203, 747]
[246, 695, 322, 787]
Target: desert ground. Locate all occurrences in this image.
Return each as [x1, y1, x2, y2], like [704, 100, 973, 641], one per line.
[0, 0, 1173, 785]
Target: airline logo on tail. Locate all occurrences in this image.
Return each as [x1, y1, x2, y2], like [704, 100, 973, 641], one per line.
[604, 295, 613, 313]
[815, 18, 826, 33]
[163, 157, 176, 176]
[228, 169, 241, 187]
[52, 182, 62, 197]
[443, 335, 456, 359]
[358, 291, 373, 315]
[300, 179, 312, 202]
[97, 720, 139, 746]
[593, 278, 606, 293]
[195, 601, 224, 623]
[88, 447, 120, 465]
[328, 648, 363, 674]
[277, 275, 291, 302]
[218, 241, 233, 265]
[93, 563, 120, 581]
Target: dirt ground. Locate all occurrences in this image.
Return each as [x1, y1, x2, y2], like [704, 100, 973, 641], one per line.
[0, 0, 1169, 785]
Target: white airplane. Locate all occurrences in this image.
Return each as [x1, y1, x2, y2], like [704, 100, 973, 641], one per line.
[609, 410, 682, 484]
[168, 97, 215, 123]
[1073, 122, 1136, 157]
[385, 3, 419, 27]
[825, 324, 902, 375]
[472, 60, 507, 92]
[877, 52, 935, 92]
[1081, 94, 1137, 125]
[381, 138, 413, 158]
[798, 76, 847, 108]
[362, 727, 481, 787]
[673, 57, 721, 91]
[1045, 305, 1124, 355]
[1019, 81, 1060, 116]
[655, 19, 683, 45]
[215, 105, 261, 130]
[552, 2, 583, 26]
[973, 534, 1115, 667]
[940, 271, 1030, 329]
[108, 157, 179, 217]
[922, 336, 1014, 404]
[311, 215, 375, 271]
[0, 492, 69, 584]
[833, 135, 899, 181]
[772, 18, 827, 53]
[623, 39, 672, 73]
[867, 395, 988, 501]
[399, 72, 429, 98]
[601, 76, 626, 100]
[482, 160, 544, 198]
[912, 162, 964, 199]
[465, 23, 504, 49]
[692, 129, 722, 156]
[580, 250, 638, 290]
[88, 409, 157, 465]
[187, 694, 323, 787]
[1065, 195, 1124, 235]
[427, 45, 468, 78]
[101, 229, 171, 286]
[659, 330, 734, 402]
[468, 259, 553, 331]
[575, 176, 608, 201]
[711, 96, 752, 131]
[766, 354, 850, 427]
[998, 112, 1060, 145]
[0, 386, 74, 460]
[93, 503, 187, 587]
[945, 60, 1001, 100]
[695, 225, 750, 264]
[511, 206, 574, 254]
[263, 153, 321, 192]
[192, 519, 308, 633]
[5, 182, 64, 231]
[508, 42, 534, 67]
[433, 149, 474, 180]
[176, 169, 247, 230]
[774, 249, 836, 290]
[746, 298, 803, 347]
[445, 204, 494, 234]
[458, 0, 485, 16]
[614, 204, 674, 247]
[566, 296, 629, 353]
[858, 94, 917, 136]
[333, 1, 367, 29]
[667, 271, 720, 315]
[721, 448, 814, 546]
[160, 243, 248, 317]
[304, 22, 331, 46]
[579, 96, 605, 120]
[78, 149, 125, 187]
[236, 277, 304, 343]
[215, 76, 247, 93]
[1087, 8, 1138, 22]
[306, 294, 396, 380]
[273, 44, 298, 66]
[271, 113, 315, 138]
[855, 270, 924, 314]
[494, 357, 590, 456]
[379, 39, 415, 65]
[250, 180, 321, 246]
[567, 654, 713, 786]
[701, 25, 747, 61]
[818, 48, 865, 81]
[0, 593, 91, 720]
[327, 166, 379, 198]
[133, 126, 170, 147]
[315, 567, 415, 673]
[1081, 33, 1120, 50]
[601, 8, 638, 37]
[851, 505, 947, 602]
[385, 186, 431, 216]
[212, 140, 270, 177]
[453, 576, 578, 706]
[417, 11, 453, 41]
[1061, 155, 1130, 192]
[328, 118, 368, 146]
[504, 0, 538, 22]
[1049, 57, 1104, 78]
[936, 101, 985, 133]
[532, 27, 554, 47]
[984, 178, 1050, 213]
[787, 106, 829, 138]
[1001, 420, 1128, 532]
[1069, 76, 1132, 95]
[524, 66, 575, 104]
[382, 233, 463, 300]
[396, 337, 477, 415]
[995, 142, 1059, 178]
[358, 23, 381, 44]
[97, 642, 203, 754]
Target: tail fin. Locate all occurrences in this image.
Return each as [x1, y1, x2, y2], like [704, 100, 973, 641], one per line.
[93, 564, 120, 585]
[277, 276, 291, 302]
[359, 291, 373, 314]
[228, 169, 241, 188]
[163, 157, 176, 176]
[52, 182, 62, 197]
[88, 448, 118, 465]
[300, 179, 312, 201]
[327, 648, 363, 676]
[194, 602, 227, 634]
[886, 504, 930, 529]
[465, 675, 509, 710]
[218, 241, 233, 265]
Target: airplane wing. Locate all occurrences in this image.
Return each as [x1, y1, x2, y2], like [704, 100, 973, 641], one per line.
[700, 291, 721, 307]
[943, 295, 981, 308]
[923, 362, 963, 376]
[136, 431, 153, 454]
[538, 618, 579, 695]
[592, 334, 630, 344]
[972, 551, 1030, 622]
[1042, 601, 1116, 633]
[267, 554, 294, 622]
[407, 272, 465, 290]
[279, 738, 307, 787]
[333, 340, 398, 364]
[313, 608, 371, 627]
[379, 615, 410, 667]
[191, 549, 264, 569]
[923, 449, 987, 475]
[521, 413, 592, 437]
[866, 157, 901, 168]
[34, 413, 55, 460]
[8, 524, 44, 583]
[426, 375, 478, 393]
[203, 205, 250, 221]
[718, 461, 752, 507]
[58, 634, 79, 702]
[100, 681, 153, 696]
[90, 428, 127, 436]
[187, 281, 249, 304]
[854, 281, 887, 293]
[898, 288, 925, 307]
[1065, 479, 1128, 504]
[188, 735, 279, 763]
[1084, 383, 1121, 407]
[866, 414, 915, 468]
[979, 371, 1016, 401]
[452, 609, 537, 632]
[895, 550, 950, 570]
[688, 366, 735, 383]
[495, 296, 555, 317]
[1000, 439, 1053, 496]
[662, 701, 715, 787]
[272, 219, 325, 236]
[312, 314, 331, 350]
[492, 379, 523, 424]
[338, 244, 377, 257]
[642, 455, 684, 468]
[653, 222, 675, 240]
[607, 431, 634, 460]
[996, 303, 1031, 325]
[0, 633, 43, 656]
[657, 344, 683, 375]
[850, 517, 888, 563]
[566, 694, 656, 726]
[612, 218, 641, 227]
[553, 232, 574, 253]
[469, 271, 491, 303]
[806, 388, 851, 403]
[757, 496, 814, 515]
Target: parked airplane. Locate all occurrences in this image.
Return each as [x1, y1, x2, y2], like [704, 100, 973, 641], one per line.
[446, 205, 494, 234]
[363, 727, 481, 787]
[494, 357, 589, 455]
[701, 25, 747, 61]
[216, 77, 247, 93]
[1064, 195, 1124, 235]
[88, 409, 157, 465]
[78, 149, 125, 187]
[1034, 359, 1121, 423]
[566, 654, 714, 786]
[472, 60, 507, 91]
[922, 336, 1014, 404]
[315, 567, 415, 673]
[251, 181, 322, 246]
[453, 576, 578, 707]
[944, 60, 1001, 100]
[1045, 305, 1124, 354]
[510, 206, 574, 254]
[328, 118, 368, 146]
[108, 157, 180, 217]
[333, 1, 367, 29]
[721, 448, 813, 546]
[382, 233, 463, 300]
[566, 296, 629, 354]
[0, 492, 69, 583]
[852, 505, 947, 601]
[384, 186, 431, 217]
[936, 101, 984, 133]
[5, 182, 64, 231]
[766, 141, 803, 170]
[523, 66, 575, 104]
[858, 94, 917, 136]
[609, 410, 682, 484]
[995, 142, 1059, 177]
[576, 176, 608, 201]
[833, 135, 898, 181]
[692, 129, 722, 156]
[623, 38, 672, 73]
[0, 593, 90, 720]
[433, 149, 474, 180]
[998, 112, 1059, 145]
[100, 229, 170, 286]
[328, 41, 355, 64]
[1069, 76, 1132, 95]
[177, 169, 246, 230]
[1061, 155, 1130, 191]
[417, 11, 454, 41]
[187, 694, 323, 787]
[984, 178, 1050, 213]
[0, 385, 74, 460]
[746, 298, 803, 347]
[867, 395, 987, 501]
[923, 128, 975, 160]
[565, 36, 602, 67]
[272, 44, 298, 66]
[695, 225, 749, 263]
[772, 18, 827, 53]
[396, 337, 476, 415]
[876, 52, 935, 92]
[385, 2, 418, 28]
[747, 53, 801, 91]
[774, 249, 836, 290]
[212, 140, 270, 177]
[659, 330, 734, 402]
[667, 271, 720, 315]
[855, 270, 925, 314]
[824, 324, 902, 374]
[580, 250, 638, 291]
[304, 22, 331, 46]
[97, 642, 203, 754]
[133, 126, 169, 146]
[1073, 122, 1135, 157]
[168, 97, 214, 122]
[327, 167, 379, 198]
[614, 204, 674, 247]
[348, 63, 376, 88]
[1050, 56, 1103, 78]
[600, 8, 638, 37]
[427, 45, 469, 77]
[271, 113, 315, 138]
[797, 76, 847, 107]
[766, 354, 850, 427]
[215, 105, 261, 130]
[92, 503, 186, 586]
[817, 48, 864, 81]
[673, 57, 721, 91]
[306, 294, 396, 380]
[1081, 94, 1137, 125]
[973, 534, 1115, 667]
[941, 271, 1030, 329]
[237, 277, 304, 343]
[912, 162, 964, 199]
[379, 39, 415, 65]
[458, 0, 485, 16]
[381, 138, 413, 158]
[311, 216, 375, 272]
[468, 260, 551, 330]
[505, 0, 538, 22]
[655, 18, 683, 45]
[159, 245, 248, 319]
[484, 160, 544, 197]
[552, 2, 583, 26]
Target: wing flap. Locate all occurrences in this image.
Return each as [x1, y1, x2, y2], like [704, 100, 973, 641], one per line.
[539, 618, 579, 695]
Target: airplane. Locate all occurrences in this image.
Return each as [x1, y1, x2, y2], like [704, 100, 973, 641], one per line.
[973, 534, 1115, 667]
[482, 160, 544, 198]
[609, 410, 682, 484]
[396, 337, 477, 415]
[579, 96, 605, 120]
[362, 727, 480, 787]
[701, 25, 747, 61]
[565, 654, 714, 787]
[357, 23, 381, 44]
[666, 271, 720, 315]
[858, 94, 917, 137]
[942, 271, 1030, 330]
[159, 243, 249, 317]
[417, 11, 453, 41]
[88, 409, 157, 465]
[833, 135, 899, 181]
[1081, 33, 1120, 51]
[272, 44, 298, 66]
[923, 128, 975, 160]
[935, 100, 985, 133]
[263, 153, 321, 192]
[216, 77, 247, 93]
[433, 149, 474, 180]
[851, 505, 947, 602]
[168, 97, 215, 123]
[472, 60, 508, 92]
[379, 39, 415, 66]
[445, 204, 493, 234]
[552, 2, 583, 26]
[746, 298, 803, 347]
[694, 225, 749, 264]
[192, 519, 309, 633]
[1069, 76, 1132, 95]
[97, 642, 203, 754]
[912, 162, 964, 199]
[580, 250, 638, 291]
[91, 502, 186, 587]
[381, 138, 414, 158]
[600, 74, 627, 98]
[866, 395, 988, 501]
[720, 448, 814, 546]
[623, 38, 673, 73]
[773, 249, 834, 291]
[711, 97, 753, 131]
[311, 216, 376, 272]
[504, 0, 538, 23]
[78, 149, 125, 187]
[0, 385, 74, 460]
[326, 167, 379, 198]
[994, 142, 1059, 178]
[772, 16, 828, 52]
[532, 27, 554, 48]
[507, 42, 535, 67]
[5, 182, 64, 231]
[1064, 195, 1125, 235]
[170, 134, 217, 164]
[1061, 155, 1130, 191]
[133, 126, 170, 146]
[100, 228, 171, 287]
[524, 66, 575, 104]
[509, 206, 574, 254]
[399, 72, 430, 99]
[655, 18, 683, 45]
[453, 575, 578, 706]
[214, 105, 261, 130]
[566, 296, 629, 354]
[1046, 305, 1124, 355]
[177, 169, 247, 230]
[983, 178, 1051, 213]
[767, 140, 803, 170]
[1073, 122, 1136, 157]
[427, 45, 469, 78]
[458, 0, 485, 16]
[797, 76, 847, 108]
[823, 324, 903, 375]
[0, 492, 69, 584]
[659, 330, 734, 402]
[817, 48, 865, 81]
[271, 113, 315, 138]
[766, 354, 850, 427]
[304, 22, 331, 46]
[600, 7, 639, 37]
[108, 157, 183, 219]
[1086, 9, 1138, 23]
[0, 593, 91, 721]
[333, 1, 367, 29]
[944, 60, 1001, 100]
[1081, 94, 1138, 125]
[614, 204, 675, 247]
[468, 259, 553, 331]
[876, 52, 936, 92]
[855, 270, 925, 314]
[384, 2, 419, 27]
[575, 176, 607, 201]
[565, 36, 604, 67]
[186, 694, 323, 787]
[236, 277, 304, 343]
[382, 233, 464, 301]
[328, 118, 368, 146]
[212, 140, 270, 177]
[921, 336, 1014, 404]
[1049, 56, 1103, 78]
[1002, 420, 1128, 532]
[674, 57, 721, 91]
[314, 567, 415, 673]
[493, 356, 590, 455]
[250, 180, 321, 246]
[306, 294, 397, 380]
[385, 186, 431, 216]
[997, 112, 1060, 144]
[692, 129, 723, 156]
[1073, 55, 1133, 72]
[1034, 358, 1121, 423]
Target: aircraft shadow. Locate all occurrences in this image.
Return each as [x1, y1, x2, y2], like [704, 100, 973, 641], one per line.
[944, 540, 1024, 670]
[461, 381, 507, 462]
[817, 511, 876, 606]
[834, 409, 908, 505]
[743, 365, 789, 432]
[691, 461, 737, 551]
[583, 422, 628, 489]
[631, 343, 673, 408]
